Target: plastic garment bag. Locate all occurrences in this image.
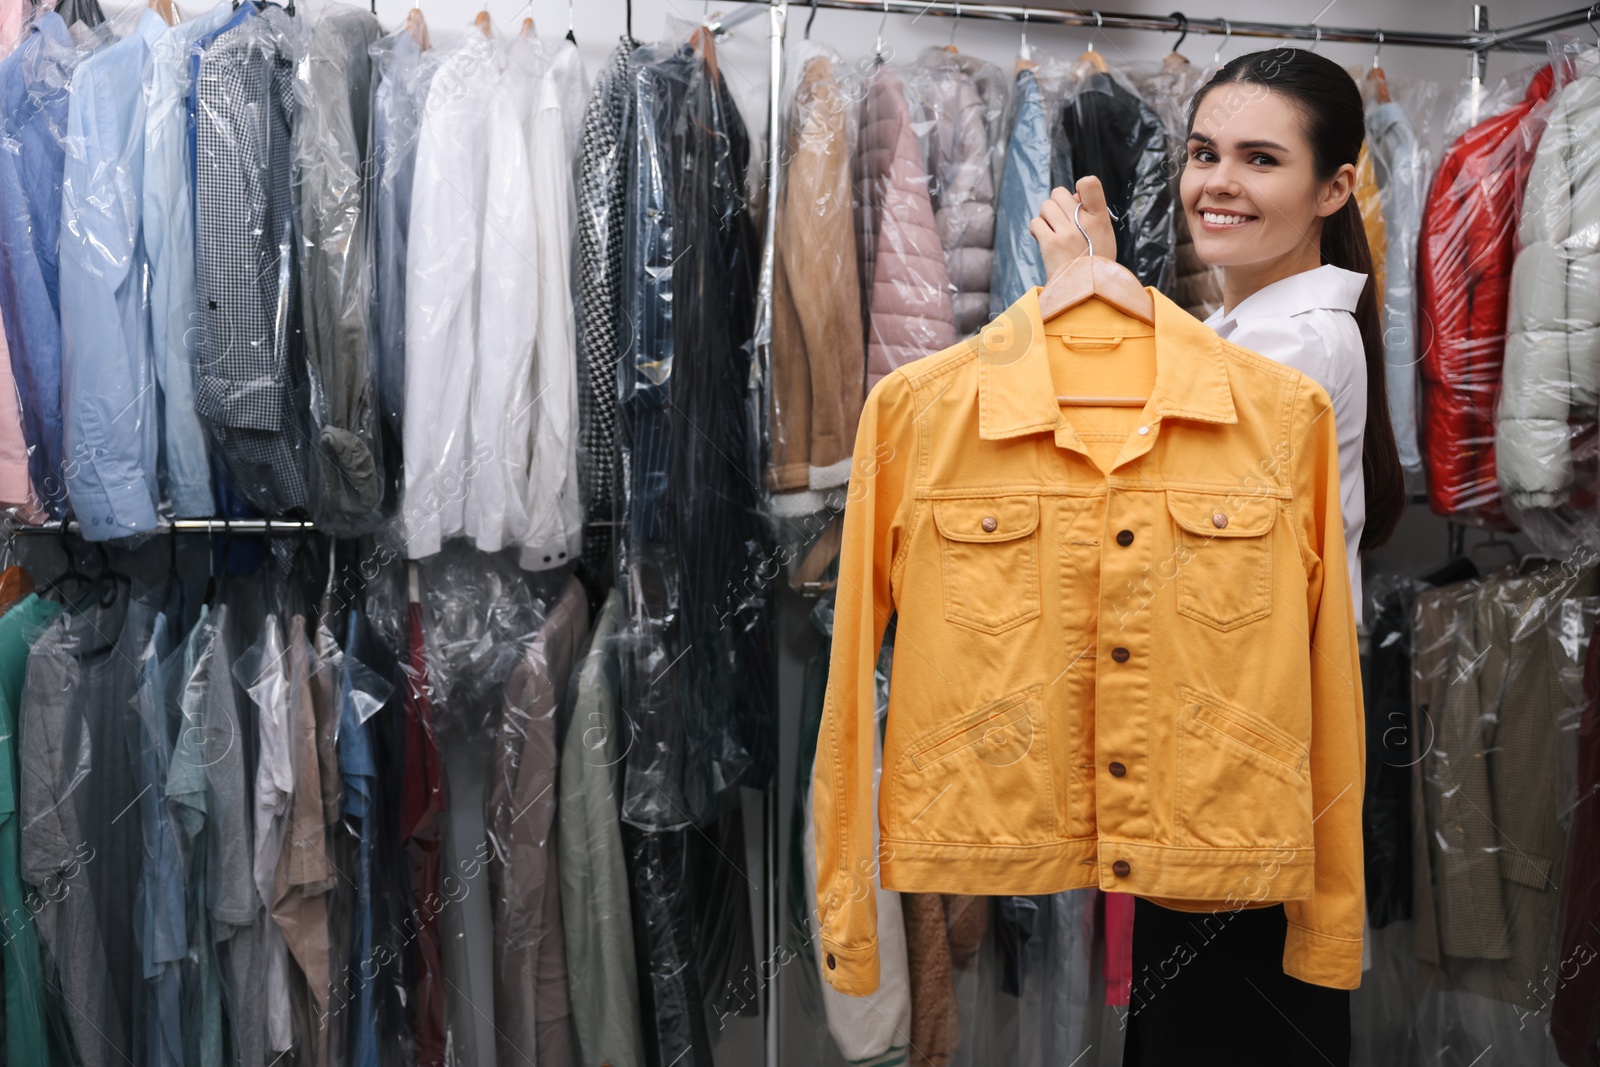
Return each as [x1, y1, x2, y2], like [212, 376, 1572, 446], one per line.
[768, 43, 864, 516]
[1052, 60, 1173, 289]
[294, 5, 385, 534]
[617, 27, 774, 831]
[0, 12, 101, 518]
[367, 23, 440, 482]
[908, 47, 1008, 336]
[573, 36, 639, 579]
[58, 10, 166, 539]
[485, 576, 587, 1067]
[1364, 71, 1438, 480]
[1498, 47, 1600, 555]
[990, 57, 1056, 317]
[191, 3, 314, 516]
[856, 59, 957, 390]
[1417, 62, 1559, 528]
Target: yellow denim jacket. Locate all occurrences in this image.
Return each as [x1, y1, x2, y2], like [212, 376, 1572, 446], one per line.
[812, 288, 1366, 996]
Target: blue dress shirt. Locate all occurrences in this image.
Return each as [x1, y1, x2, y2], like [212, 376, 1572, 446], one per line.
[0, 13, 94, 517]
[58, 9, 169, 538]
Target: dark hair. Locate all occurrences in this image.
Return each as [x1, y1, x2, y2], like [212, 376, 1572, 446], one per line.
[1186, 48, 1404, 551]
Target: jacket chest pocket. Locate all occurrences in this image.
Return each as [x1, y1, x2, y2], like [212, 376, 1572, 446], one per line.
[932, 495, 1041, 634]
[1166, 490, 1277, 631]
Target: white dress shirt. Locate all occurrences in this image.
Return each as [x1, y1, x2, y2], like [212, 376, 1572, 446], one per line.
[466, 53, 537, 552]
[518, 39, 584, 571]
[404, 32, 498, 559]
[1206, 264, 1369, 624]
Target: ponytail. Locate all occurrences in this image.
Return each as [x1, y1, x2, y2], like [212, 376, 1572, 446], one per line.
[1323, 197, 1404, 549]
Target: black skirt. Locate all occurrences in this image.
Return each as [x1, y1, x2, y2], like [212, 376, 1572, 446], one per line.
[1122, 898, 1351, 1067]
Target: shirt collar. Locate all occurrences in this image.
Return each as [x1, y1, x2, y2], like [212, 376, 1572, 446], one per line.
[1204, 264, 1367, 335]
[977, 286, 1237, 441]
[32, 10, 73, 47]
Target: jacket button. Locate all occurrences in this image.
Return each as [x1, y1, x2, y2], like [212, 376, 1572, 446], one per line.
[1112, 860, 1131, 877]
[1111, 647, 1130, 663]
[1116, 529, 1134, 546]
[1109, 761, 1126, 777]
[826, 953, 836, 970]
[1212, 512, 1229, 529]
[981, 516, 998, 532]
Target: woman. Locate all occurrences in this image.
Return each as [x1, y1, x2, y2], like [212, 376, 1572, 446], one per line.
[1032, 48, 1403, 1065]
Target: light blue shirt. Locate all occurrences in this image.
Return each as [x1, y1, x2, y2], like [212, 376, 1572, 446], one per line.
[1366, 100, 1426, 475]
[142, 2, 234, 519]
[0, 13, 91, 519]
[58, 9, 169, 538]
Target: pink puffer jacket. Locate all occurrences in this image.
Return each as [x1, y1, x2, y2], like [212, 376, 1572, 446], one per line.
[857, 65, 957, 391]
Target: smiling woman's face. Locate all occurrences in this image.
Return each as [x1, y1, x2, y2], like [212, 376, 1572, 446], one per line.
[1180, 86, 1350, 275]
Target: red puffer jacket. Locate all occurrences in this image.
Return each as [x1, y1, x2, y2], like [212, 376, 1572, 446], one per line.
[1417, 65, 1556, 527]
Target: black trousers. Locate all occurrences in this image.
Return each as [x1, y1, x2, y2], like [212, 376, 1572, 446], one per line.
[1122, 898, 1351, 1067]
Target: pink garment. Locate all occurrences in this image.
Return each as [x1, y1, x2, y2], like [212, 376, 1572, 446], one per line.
[856, 65, 956, 391]
[1103, 890, 1134, 1007]
[0, 0, 20, 54]
[0, 329, 40, 518]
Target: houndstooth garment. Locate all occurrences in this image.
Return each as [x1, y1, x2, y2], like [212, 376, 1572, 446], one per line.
[574, 38, 637, 583]
[192, 5, 310, 515]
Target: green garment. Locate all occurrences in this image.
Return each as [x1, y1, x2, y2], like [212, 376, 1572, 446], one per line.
[557, 590, 645, 1067]
[0, 593, 64, 1066]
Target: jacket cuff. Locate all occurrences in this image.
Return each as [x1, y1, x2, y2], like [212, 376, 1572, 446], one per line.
[1283, 920, 1364, 989]
[168, 482, 216, 519]
[819, 935, 881, 997]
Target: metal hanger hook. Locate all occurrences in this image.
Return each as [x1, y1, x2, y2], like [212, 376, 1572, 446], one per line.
[875, 0, 889, 59]
[804, 0, 817, 38]
[1169, 11, 1187, 54]
[1373, 29, 1383, 69]
[1310, 24, 1323, 51]
[949, 0, 959, 46]
[1588, 3, 1599, 44]
[1213, 18, 1230, 65]
[1087, 9, 1101, 50]
[1073, 202, 1095, 259]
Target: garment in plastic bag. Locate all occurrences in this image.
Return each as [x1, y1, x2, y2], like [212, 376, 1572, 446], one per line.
[909, 47, 1008, 336]
[1553, 594, 1600, 1064]
[1414, 560, 1596, 1013]
[768, 42, 864, 520]
[856, 59, 956, 390]
[795, 616, 911, 1064]
[19, 582, 147, 1067]
[415, 541, 544, 738]
[1129, 53, 1222, 318]
[990, 59, 1053, 316]
[558, 589, 646, 1067]
[295, 5, 385, 534]
[573, 36, 639, 582]
[191, 3, 313, 516]
[0, 12, 100, 518]
[401, 28, 496, 558]
[1364, 70, 1438, 479]
[1499, 47, 1600, 555]
[616, 26, 774, 830]
[58, 10, 165, 539]
[368, 18, 439, 486]
[486, 575, 586, 1067]
[1052, 60, 1173, 290]
[621, 823, 712, 1067]
[1418, 62, 1559, 527]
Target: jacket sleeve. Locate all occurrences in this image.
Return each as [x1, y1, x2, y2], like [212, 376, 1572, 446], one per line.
[812, 371, 919, 997]
[1283, 375, 1367, 990]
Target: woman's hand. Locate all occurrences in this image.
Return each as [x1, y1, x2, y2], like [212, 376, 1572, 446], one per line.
[1029, 177, 1118, 280]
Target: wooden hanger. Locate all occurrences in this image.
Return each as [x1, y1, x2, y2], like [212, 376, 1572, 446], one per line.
[1042, 201, 1155, 407]
[405, 4, 430, 48]
[1366, 32, 1390, 103]
[520, 14, 534, 34]
[473, 4, 491, 36]
[1078, 10, 1108, 73]
[148, 0, 176, 25]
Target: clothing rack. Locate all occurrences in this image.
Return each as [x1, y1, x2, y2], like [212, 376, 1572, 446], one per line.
[6, 518, 319, 535]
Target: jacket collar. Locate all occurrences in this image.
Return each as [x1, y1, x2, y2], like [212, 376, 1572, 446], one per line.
[977, 286, 1236, 441]
[1205, 264, 1367, 336]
